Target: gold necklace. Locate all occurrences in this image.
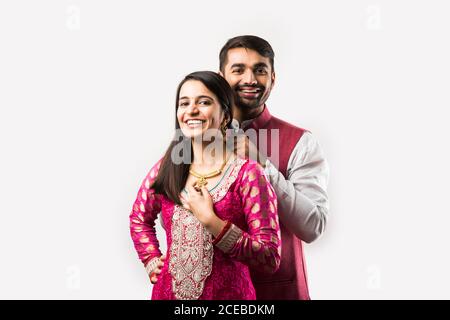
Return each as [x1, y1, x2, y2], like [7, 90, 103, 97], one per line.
[189, 153, 232, 190]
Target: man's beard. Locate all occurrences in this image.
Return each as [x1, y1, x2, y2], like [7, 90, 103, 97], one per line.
[234, 84, 267, 110]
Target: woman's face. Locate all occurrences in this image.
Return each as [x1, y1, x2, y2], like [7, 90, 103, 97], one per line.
[177, 80, 226, 139]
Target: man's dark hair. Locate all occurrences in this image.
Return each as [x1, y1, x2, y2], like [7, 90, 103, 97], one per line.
[219, 35, 275, 73]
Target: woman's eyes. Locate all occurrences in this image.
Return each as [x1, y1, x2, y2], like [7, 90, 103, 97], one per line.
[178, 100, 211, 107]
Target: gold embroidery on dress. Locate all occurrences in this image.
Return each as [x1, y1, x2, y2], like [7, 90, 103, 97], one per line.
[169, 205, 213, 300]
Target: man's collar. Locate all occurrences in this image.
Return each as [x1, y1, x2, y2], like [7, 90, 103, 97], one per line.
[240, 105, 272, 130]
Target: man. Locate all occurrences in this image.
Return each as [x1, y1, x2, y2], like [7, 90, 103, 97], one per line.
[219, 35, 330, 300]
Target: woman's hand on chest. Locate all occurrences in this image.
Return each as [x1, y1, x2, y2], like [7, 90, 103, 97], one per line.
[180, 182, 226, 236]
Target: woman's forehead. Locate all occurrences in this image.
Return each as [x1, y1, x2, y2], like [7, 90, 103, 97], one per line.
[179, 80, 214, 99]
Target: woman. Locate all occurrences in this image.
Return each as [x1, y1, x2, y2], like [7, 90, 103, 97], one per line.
[129, 71, 281, 300]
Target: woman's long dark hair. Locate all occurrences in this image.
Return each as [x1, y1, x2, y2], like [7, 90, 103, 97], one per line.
[151, 71, 234, 205]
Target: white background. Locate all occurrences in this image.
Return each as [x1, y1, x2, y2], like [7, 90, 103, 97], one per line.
[1, 0, 449, 299]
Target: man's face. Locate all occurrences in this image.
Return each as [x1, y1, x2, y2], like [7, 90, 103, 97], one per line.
[221, 48, 275, 111]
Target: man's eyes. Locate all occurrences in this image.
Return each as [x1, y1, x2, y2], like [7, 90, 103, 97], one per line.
[255, 68, 267, 74]
[231, 68, 267, 74]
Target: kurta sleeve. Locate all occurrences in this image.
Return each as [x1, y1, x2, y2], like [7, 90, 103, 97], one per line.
[214, 161, 281, 274]
[264, 131, 329, 243]
[129, 160, 163, 272]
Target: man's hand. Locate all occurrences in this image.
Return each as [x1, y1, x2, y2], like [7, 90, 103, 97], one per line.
[233, 133, 267, 167]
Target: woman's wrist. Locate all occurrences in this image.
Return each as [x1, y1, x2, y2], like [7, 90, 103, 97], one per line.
[145, 256, 160, 275]
[205, 215, 227, 237]
[212, 220, 232, 245]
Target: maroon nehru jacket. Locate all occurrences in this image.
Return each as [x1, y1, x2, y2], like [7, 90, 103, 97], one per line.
[244, 106, 311, 300]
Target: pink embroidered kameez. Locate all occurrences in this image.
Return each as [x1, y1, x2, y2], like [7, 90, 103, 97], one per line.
[129, 157, 281, 300]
